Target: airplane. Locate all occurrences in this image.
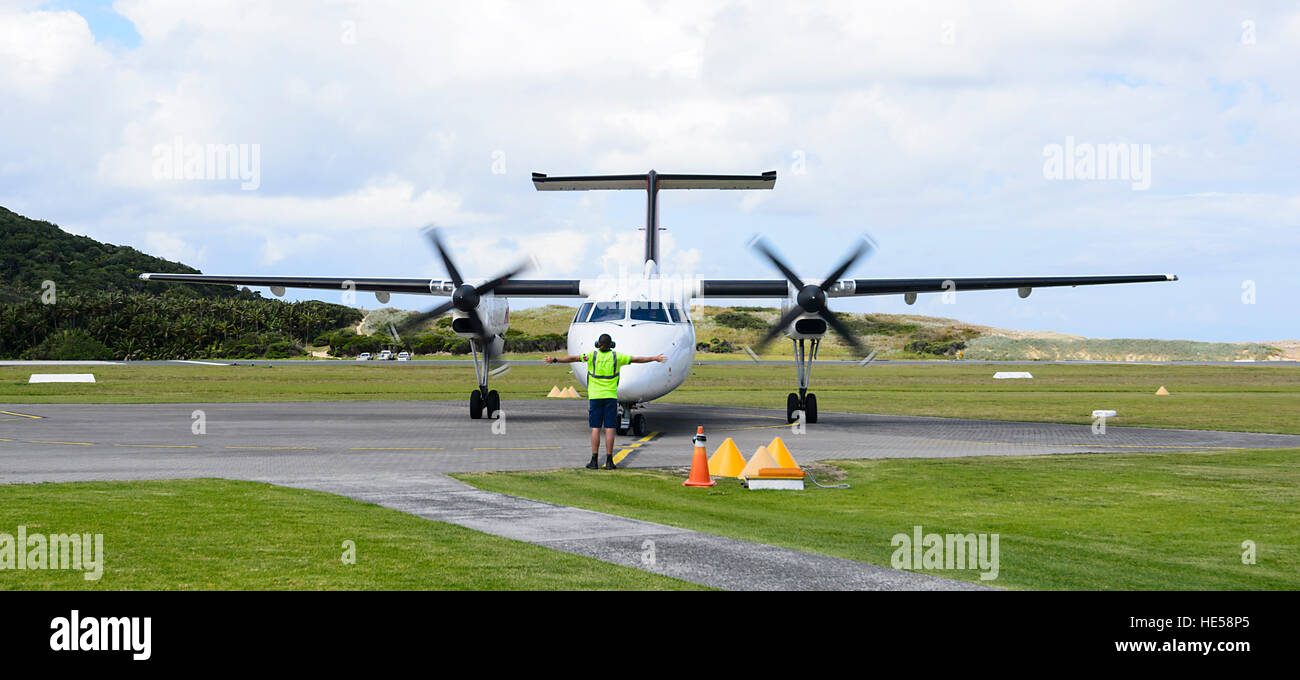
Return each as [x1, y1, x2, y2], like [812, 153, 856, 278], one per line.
[141, 169, 1177, 436]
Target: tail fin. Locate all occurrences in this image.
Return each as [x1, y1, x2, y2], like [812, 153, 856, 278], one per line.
[532, 170, 776, 263]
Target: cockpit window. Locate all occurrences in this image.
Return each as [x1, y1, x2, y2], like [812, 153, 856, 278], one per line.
[587, 302, 626, 323]
[630, 302, 672, 323]
[666, 303, 683, 323]
[574, 302, 594, 323]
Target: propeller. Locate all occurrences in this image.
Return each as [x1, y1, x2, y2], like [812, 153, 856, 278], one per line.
[396, 227, 530, 359]
[748, 235, 876, 356]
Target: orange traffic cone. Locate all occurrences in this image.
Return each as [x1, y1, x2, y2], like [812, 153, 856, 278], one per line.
[683, 426, 716, 487]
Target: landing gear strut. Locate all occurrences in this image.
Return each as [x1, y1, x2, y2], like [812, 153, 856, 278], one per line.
[468, 338, 500, 420]
[786, 337, 820, 424]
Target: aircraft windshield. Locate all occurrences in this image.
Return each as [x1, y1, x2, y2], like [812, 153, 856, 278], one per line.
[587, 302, 626, 323]
[630, 302, 671, 323]
[574, 302, 594, 323]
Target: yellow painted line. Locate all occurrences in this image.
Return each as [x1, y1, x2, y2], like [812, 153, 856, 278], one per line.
[614, 431, 661, 465]
[1, 410, 43, 419]
[473, 446, 563, 451]
[28, 440, 94, 446]
[917, 439, 1244, 450]
[224, 446, 318, 450]
[0, 438, 11, 442]
[114, 443, 198, 449]
[349, 447, 445, 451]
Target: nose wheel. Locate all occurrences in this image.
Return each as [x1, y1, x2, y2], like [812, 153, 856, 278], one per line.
[615, 405, 648, 436]
[786, 391, 818, 423]
[469, 387, 500, 419]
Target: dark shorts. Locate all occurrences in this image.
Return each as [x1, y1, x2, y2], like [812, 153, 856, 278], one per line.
[588, 398, 619, 429]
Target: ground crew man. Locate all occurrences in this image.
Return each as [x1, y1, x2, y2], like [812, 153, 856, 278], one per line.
[544, 333, 666, 469]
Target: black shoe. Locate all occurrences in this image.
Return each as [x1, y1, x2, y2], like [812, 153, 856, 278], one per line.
[585, 457, 599, 470]
[603, 458, 617, 470]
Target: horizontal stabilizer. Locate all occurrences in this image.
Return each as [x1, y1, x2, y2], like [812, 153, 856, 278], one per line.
[532, 171, 775, 191]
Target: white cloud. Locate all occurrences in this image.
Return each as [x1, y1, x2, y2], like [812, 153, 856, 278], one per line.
[2, 1, 1298, 340]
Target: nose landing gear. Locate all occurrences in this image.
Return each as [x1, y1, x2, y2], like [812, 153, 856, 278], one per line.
[616, 404, 648, 436]
[785, 337, 820, 424]
[467, 338, 502, 419]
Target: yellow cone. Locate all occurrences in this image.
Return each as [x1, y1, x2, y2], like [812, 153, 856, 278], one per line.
[564, 386, 581, 398]
[547, 385, 561, 397]
[767, 436, 800, 470]
[1155, 386, 1170, 396]
[739, 445, 779, 480]
[708, 438, 748, 478]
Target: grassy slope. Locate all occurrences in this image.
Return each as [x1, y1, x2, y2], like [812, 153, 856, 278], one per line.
[458, 449, 1300, 590]
[0, 479, 702, 590]
[5, 363, 1295, 435]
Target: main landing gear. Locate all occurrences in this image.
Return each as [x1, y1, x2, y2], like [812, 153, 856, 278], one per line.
[467, 338, 501, 419]
[616, 403, 648, 437]
[786, 337, 820, 424]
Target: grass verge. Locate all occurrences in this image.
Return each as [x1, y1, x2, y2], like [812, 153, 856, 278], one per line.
[457, 448, 1300, 590]
[0, 478, 703, 590]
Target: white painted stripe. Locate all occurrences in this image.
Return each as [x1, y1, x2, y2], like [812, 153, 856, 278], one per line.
[174, 360, 232, 366]
[29, 373, 96, 383]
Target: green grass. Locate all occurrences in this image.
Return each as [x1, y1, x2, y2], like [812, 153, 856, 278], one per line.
[660, 363, 1300, 435]
[457, 449, 1300, 590]
[0, 479, 702, 590]
[3, 363, 1298, 434]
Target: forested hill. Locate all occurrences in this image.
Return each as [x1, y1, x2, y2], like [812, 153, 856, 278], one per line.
[0, 206, 241, 302]
[0, 207, 363, 360]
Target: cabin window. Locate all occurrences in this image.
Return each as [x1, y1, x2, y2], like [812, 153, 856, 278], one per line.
[587, 302, 627, 323]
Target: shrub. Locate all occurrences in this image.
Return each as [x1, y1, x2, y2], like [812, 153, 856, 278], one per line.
[22, 329, 113, 361]
[713, 310, 767, 330]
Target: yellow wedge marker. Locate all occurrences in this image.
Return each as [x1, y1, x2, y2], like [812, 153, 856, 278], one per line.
[1155, 385, 1170, 396]
[547, 385, 562, 398]
[738, 445, 779, 480]
[707, 437, 747, 477]
[767, 436, 800, 470]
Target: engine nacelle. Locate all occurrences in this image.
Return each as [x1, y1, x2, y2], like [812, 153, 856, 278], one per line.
[784, 313, 828, 340]
[450, 294, 510, 338]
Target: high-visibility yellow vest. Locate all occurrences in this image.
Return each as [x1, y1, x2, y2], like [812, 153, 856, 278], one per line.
[584, 350, 629, 399]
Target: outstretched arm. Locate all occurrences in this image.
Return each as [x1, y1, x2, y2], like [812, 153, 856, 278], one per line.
[544, 354, 584, 364]
[630, 354, 667, 363]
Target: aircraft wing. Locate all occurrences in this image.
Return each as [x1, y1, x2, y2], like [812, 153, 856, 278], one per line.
[138, 273, 583, 297]
[696, 274, 1177, 298]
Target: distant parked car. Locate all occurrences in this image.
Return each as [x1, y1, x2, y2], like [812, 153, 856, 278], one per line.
[357, 352, 372, 361]
[396, 351, 411, 361]
[377, 350, 394, 361]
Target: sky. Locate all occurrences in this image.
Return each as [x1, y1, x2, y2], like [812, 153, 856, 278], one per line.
[1, 0, 1297, 342]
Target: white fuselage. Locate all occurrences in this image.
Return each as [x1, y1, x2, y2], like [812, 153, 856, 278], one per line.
[564, 296, 695, 404]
